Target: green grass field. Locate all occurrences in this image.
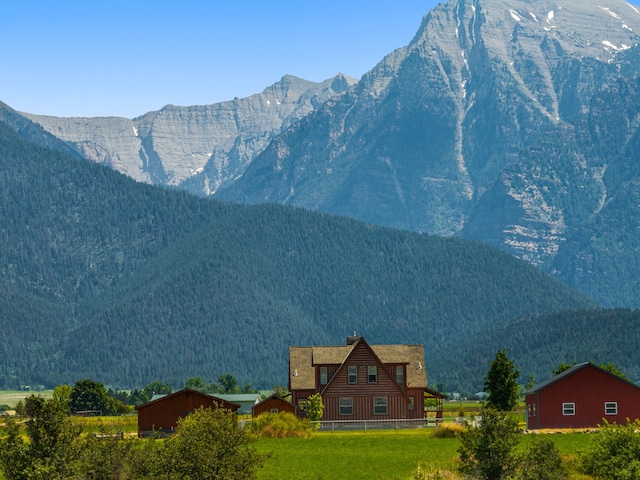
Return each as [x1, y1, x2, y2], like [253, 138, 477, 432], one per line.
[256, 429, 459, 479]
[255, 429, 595, 479]
[0, 390, 52, 409]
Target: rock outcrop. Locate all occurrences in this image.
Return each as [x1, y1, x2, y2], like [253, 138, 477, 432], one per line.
[23, 74, 356, 194]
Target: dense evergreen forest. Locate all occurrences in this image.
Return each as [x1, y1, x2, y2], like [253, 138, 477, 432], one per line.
[0, 117, 601, 391]
[431, 308, 640, 393]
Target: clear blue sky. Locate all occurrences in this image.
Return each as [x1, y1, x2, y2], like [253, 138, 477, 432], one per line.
[1, 1, 439, 118]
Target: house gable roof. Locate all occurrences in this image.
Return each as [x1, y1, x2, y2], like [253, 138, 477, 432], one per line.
[524, 362, 640, 395]
[289, 337, 428, 391]
[321, 337, 410, 400]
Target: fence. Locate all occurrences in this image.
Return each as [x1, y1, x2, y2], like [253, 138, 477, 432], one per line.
[314, 417, 443, 432]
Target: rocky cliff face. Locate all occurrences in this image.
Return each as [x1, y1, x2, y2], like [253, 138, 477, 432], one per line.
[22, 74, 356, 194]
[218, 0, 640, 307]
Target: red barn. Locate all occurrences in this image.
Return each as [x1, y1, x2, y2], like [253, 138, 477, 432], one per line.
[289, 336, 444, 422]
[252, 394, 296, 418]
[524, 362, 640, 430]
[135, 388, 240, 436]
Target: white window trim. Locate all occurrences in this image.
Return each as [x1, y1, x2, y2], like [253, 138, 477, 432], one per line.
[562, 402, 575, 416]
[348, 365, 357, 384]
[339, 397, 353, 416]
[368, 365, 378, 383]
[605, 402, 618, 415]
[374, 397, 388, 415]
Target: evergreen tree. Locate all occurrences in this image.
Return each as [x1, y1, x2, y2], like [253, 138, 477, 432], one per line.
[484, 349, 520, 412]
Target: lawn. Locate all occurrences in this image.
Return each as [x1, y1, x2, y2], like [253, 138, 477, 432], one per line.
[256, 428, 459, 479]
[255, 429, 596, 480]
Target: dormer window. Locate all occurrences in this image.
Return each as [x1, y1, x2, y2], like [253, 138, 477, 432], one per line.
[396, 366, 404, 384]
[320, 367, 328, 385]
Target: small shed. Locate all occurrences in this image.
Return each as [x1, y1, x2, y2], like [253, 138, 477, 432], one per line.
[252, 394, 296, 418]
[135, 388, 240, 436]
[524, 362, 640, 430]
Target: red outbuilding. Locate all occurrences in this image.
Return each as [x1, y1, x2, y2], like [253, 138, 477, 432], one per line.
[251, 394, 296, 418]
[524, 362, 640, 430]
[135, 388, 240, 436]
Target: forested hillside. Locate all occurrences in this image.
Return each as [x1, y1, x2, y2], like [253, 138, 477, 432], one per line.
[0, 118, 595, 390]
[430, 308, 640, 394]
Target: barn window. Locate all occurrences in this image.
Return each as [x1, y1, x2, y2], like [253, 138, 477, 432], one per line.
[368, 366, 378, 383]
[396, 366, 404, 384]
[562, 403, 575, 416]
[348, 366, 357, 384]
[374, 397, 388, 415]
[340, 397, 353, 415]
[605, 402, 618, 415]
[320, 367, 328, 385]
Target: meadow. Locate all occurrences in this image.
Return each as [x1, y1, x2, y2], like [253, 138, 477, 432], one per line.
[255, 429, 595, 479]
[0, 393, 597, 479]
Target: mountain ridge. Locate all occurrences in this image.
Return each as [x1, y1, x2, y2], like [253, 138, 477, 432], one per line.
[0, 117, 597, 391]
[5, 0, 640, 308]
[19, 73, 356, 194]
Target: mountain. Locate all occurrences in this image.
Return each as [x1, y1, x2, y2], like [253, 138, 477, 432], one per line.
[12, 0, 640, 309]
[0, 117, 596, 391]
[19, 74, 355, 194]
[216, 0, 640, 308]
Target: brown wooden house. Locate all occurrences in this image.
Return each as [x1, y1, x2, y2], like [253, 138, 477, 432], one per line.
[135, 388, 240, 436]
[252, 394, 297, 418]
[524, 362, 640, 430]
[289, 336, 444, 421]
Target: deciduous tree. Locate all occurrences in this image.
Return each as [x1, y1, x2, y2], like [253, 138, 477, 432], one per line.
[305, 393, 325, 422]
[0, 395, 83, 479]
[156, 406, 268, 479]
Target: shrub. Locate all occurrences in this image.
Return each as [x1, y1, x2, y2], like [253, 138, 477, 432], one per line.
[514, 437, 567, 480]
[432, 423, 465, 439]
[457, 407, 520, 480]
[251, 412, 313, 438]
[578, 419, 640, 480]
[412, 465, 460, 479]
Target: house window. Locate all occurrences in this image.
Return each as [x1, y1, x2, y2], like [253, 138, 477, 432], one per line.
[340, 397, 353, 415]
[348, 366, 357, 384]
[396, 366, 404, 384]
[563, 403, 575, 416]
[271, 408, 279, 414]
[368, 366, 378, 383]
[605, 402, 618, 415]
[374, 397, 388, 415]
[408, 397, 415, 411]
[320, 367, 328, 385]
[299, 399, 308, 411]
